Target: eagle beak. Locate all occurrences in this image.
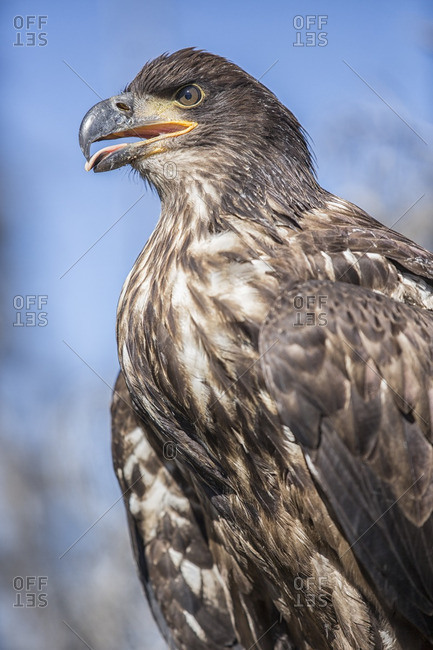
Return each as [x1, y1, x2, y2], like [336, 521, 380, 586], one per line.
[79, 93, 197, 172]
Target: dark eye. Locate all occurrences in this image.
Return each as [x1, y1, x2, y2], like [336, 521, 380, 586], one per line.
[175, 85, 203, 107]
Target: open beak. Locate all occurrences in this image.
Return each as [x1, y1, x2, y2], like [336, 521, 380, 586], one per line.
[79, 92, 197, 172]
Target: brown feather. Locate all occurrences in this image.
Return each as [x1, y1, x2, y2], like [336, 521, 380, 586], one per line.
[79, 49, 433, 649]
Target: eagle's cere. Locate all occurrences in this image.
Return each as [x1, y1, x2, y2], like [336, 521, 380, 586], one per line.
[80, 49, 433, 649]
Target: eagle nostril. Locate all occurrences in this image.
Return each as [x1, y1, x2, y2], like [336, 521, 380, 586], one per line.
[116, 102, 131, 112]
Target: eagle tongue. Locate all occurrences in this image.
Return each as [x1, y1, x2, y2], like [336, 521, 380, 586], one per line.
[85, 143, 128, 171]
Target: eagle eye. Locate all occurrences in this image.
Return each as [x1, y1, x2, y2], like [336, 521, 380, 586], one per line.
[174, 85, 203, 108]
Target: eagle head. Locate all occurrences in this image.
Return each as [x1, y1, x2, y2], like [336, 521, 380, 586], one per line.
[79, 48, 316, 201]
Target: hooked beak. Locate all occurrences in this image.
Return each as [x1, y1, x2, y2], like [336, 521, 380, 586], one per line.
[79, 93, 197, 172]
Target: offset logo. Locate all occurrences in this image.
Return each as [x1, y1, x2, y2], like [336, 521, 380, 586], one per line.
[163, 441, 178, 460]
[293, 576, 328, 609]
[293, 15, 328, 47]
[13, 15, 48, 47]
[292, 294, 328, 327]
[13, 295, 48, 327]
[13, 577, 48, 608]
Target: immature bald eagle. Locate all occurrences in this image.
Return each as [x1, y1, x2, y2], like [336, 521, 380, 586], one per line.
[79, 49, 433, 649]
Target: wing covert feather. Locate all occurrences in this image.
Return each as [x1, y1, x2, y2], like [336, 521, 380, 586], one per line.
[260, 280, 433, 639]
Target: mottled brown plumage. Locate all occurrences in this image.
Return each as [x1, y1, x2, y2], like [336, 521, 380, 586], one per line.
[81, 49, 433, 649]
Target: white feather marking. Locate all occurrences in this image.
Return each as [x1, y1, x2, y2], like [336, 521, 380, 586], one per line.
[168, 548, 183, 568]
[184, 179, 221, 210]
[122, 434, 155, 485]
[379, 629, 396, 650]
[126, 426, 144, 447]
[342, 249, 360, 268]
[259, 390, 278, 415]
[320, 252, 336, 280]
[170, 269, 211, 406]
[397, 270, 433, 309]
[251, 258, 273, 273]
[189, 229, 240, 255]
[282, 425, 296, 443]
[363, 252, 382, 261]
[183, 611, 208, 642]
[200, 567, 221, 603]
[305, 453, 320, 481]
[129, 492, 142, 517]
[180, 559, 202, 596]
[207, 265, 269, 320]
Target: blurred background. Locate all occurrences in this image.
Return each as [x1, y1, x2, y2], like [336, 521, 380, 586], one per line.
[0, 1, 432, 648]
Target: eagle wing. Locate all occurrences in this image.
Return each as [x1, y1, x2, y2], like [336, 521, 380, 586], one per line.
[111, 372, 244, 650]
[260, 279, 433, 639]
[112, 372, 295, 649]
